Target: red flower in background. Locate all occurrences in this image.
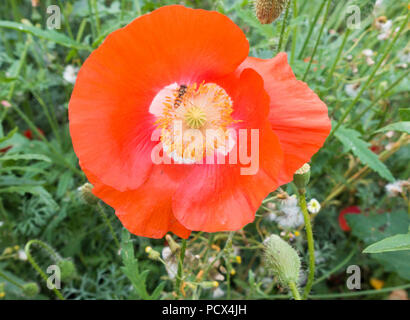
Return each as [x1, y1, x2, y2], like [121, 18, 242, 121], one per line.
[24, 129, 44, 140]
[69, 5, 331, 239]
[339, 206, 361, 231]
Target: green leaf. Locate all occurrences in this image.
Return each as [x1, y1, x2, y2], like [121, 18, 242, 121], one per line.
[0, 185, 58, 209]
[335, 126, 394, 181]
[120, 229, 151, 300]
[399, 109, 410, 121]
[364, 234, 410, 253]
[0, 21, 91, 51]
[0, 127, 18, 143]
[376, 121, 410, 134]
[346, 211, 410, 280]
[0, 154, 51, 162]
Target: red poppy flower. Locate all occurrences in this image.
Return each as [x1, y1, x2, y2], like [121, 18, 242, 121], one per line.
[69, 5, 331, 239]
[338, 206, 361, 231]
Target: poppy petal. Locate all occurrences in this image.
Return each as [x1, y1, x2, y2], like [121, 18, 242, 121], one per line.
[69, 5, 249, 191]
[172, 69, 284, 232]
[237, 53, 331, 185]
[87, 166, 191, 239]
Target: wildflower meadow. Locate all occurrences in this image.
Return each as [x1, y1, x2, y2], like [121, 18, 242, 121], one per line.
[0, 0, 409, 305]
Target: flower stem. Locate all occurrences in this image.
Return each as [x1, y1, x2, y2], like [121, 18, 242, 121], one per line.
[298, 192, 315, 299]
[302, 0, 331, 81]
[288, 280, 301, 300]
[0, 269, 24, 289]
[277, 0, 291, 55]
[325, 28, 351, 86]
[97, 203, 120, 249]
[297, 0, 327, 59]
[25, 239, 64, 300]
[351, 69, 409, 124]
[290, 0, 298, 65]
[176, 239, 187, 296]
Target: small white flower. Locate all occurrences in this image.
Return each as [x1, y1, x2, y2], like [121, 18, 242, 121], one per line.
[345, 83, 360, 97]
[0, 221, 3, 227]
[18, 249, 27, 261]
[362, 49, 374, 57]
[376, 20, 392, 40]
[385, 142, 395, 151]
[366, 57, 375, 66]
[63, 65, 79, 84]
[272, 195, 304, 229]
[375, 0, 383, 9]
[385, 180, 409, 197]
[1, 100, 11, 108]
[162, 247, 178, 279]
[212, 287, 225, 299]
[307, 199, 321, 214]
[362, 50, 375, 66]
[385, 131, 395, 138]
[396, 63, 408, 69]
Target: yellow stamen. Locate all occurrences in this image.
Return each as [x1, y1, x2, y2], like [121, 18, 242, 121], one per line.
[155, 82, 236, 163]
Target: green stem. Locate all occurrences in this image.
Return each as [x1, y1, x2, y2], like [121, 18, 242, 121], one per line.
[327, 12, 409, 140]
[351, 69, 409, 124]
[313, 246, 355, 285]
[25, 240, 64, 300]
[97, 203, 120, 249]
[298, 192, 315, 299]
[309, 283, 410, 299]
[197, 232, 235, 298]
[325, 28, 351, 86]
[297, 0, 327, 59]
[302, 0, 331, 81]
[175, 239, 187, 296]
[7, 36, 29, 101]
[290, 0, 298, 65]
[0, 269, 24, 289]
[277, 0, 291, 54]
[57, 0, 74, 39]
[92, 0, 101, 36]
[289, 280, 301, 300]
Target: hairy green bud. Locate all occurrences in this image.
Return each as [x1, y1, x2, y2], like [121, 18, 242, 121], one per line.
[264, 235, 301, 287]
[78, 183, 98, 205]
[22, 282, 39, 298]
[57, 259, 77, 282]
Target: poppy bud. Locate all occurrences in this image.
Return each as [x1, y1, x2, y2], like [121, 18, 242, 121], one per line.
[57, 259, 77, 282]
[293, 163, 311, 192]
[22, 282, 39, 297]
[145, 246, 161, 261]
[78, 183, 98, 205]
[165, 234, 181, 254]
[254, 0, 288, 24]
[263, 235, 301, 287]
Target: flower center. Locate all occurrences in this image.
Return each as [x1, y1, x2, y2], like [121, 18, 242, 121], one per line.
[153, 82, 236, 163]
[184, 106, 207, 129]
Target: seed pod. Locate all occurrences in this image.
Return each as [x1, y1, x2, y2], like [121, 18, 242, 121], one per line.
[57, 259, 77, 282]
[263, 235, 301, 287]
[293, 163, 311, 192]
[254, 0, 288, 24]
[22, 282, 40, 297]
